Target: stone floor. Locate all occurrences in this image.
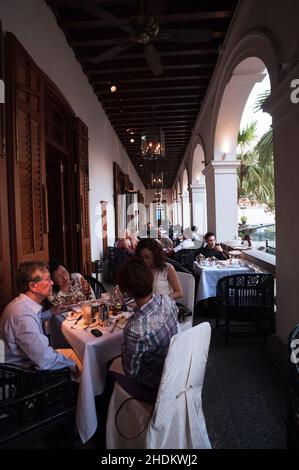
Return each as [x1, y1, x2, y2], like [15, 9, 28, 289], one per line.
[196, 314, 287, 449]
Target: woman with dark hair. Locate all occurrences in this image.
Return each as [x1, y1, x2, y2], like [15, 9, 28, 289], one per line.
[47, 260, 95, 307]
[135, 238, 182, 300]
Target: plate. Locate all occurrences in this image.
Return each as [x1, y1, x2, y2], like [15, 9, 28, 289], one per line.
[65, 311, 82, 321]
[228, 250, 242, 256]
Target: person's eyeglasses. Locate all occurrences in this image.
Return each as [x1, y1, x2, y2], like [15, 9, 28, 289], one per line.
[30, 276, 42, 283]
[29, 275, 51, 284]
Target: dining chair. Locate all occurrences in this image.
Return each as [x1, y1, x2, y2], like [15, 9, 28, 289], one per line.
[172, 249, 197, 274]
[287, 323, 299, 448]
[0, 364, 76, 448]
[176, 271, 195, 327]
[83, 274, 106, 298]
[215, 273, 275, 345]
[166, 257, 192, 274]
[106, 322, 212, 449]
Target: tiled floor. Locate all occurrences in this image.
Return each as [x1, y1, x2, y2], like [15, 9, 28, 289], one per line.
[197, 317, 287, 449]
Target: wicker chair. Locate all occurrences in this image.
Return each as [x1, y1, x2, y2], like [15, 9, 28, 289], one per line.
[215, 273, 275, 345]
[172, 249, 197, 274]
[287, 324, 299, 449]
[0, 364, 76, 448]
[166, 257, 192, 274]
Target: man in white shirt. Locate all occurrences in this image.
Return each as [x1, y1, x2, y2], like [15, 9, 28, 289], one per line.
[173, 227, 195, 253]
[0, 261, 80, 377]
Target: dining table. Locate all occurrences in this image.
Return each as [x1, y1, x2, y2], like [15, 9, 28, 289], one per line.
[193, 261, 255, 303]
[48, 311, 129, 444]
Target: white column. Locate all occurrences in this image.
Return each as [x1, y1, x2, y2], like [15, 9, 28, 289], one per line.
[203, 160, 240, 242]
[177, 197, 182, 227]
[182, 191, 190, 229]
[190, 183, 207, 236]
[263, 63, 299, 344]
[173, 200, 178, 225]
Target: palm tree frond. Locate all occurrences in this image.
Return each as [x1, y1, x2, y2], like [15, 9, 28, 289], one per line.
[253, 90, 271, 113]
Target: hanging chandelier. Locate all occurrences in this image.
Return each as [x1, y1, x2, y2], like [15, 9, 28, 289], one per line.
[151, 171, 164, 188]
[141, 127, 165, 160]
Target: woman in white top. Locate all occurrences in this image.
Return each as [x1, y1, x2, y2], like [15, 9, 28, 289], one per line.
[135, 238, 183, 300]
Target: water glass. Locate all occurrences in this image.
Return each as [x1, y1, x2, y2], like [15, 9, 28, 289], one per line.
[81, 301, 92, 325]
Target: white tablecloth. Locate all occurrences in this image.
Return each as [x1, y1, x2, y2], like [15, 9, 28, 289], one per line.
[50, 315, 124, 443]
[193, 261, 253, 302]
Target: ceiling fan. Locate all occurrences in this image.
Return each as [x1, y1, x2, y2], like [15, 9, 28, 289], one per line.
[76, 0, 212, 76]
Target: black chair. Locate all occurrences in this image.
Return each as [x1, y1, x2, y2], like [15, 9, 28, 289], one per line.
[172, 249, 197, 274]
[215, 273, 275, 345]
[107, 246, 117, 282]
[287, 324, 299, 449]
[166, 257, 192, 274]
[0, 364, 76, 448]
[83, 274, 106, 298]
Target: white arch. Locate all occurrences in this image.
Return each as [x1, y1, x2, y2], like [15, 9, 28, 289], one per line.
[182, 168, 189, 194]
[181, 168, 190, 229]
[191, 141, 206, 184]
[203, 30, 278, 242]
[214, 57, 268, 161]
[206, 30, 279, 161]
[176, 180, 182, 226]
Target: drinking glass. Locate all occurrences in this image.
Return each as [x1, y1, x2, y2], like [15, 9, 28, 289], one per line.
[81, 301, 92, 325]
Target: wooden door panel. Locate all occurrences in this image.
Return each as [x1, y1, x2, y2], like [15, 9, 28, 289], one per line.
[0, 23, 12, 310]
[74, 117, 91, 274]
[7, 33, 48, 266]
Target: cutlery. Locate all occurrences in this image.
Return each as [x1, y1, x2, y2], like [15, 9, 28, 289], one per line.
[110, 318, 119, 333]
[73, 314, 83, 325]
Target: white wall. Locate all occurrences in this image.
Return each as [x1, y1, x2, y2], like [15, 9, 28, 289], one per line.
[0, 0, 145, 260]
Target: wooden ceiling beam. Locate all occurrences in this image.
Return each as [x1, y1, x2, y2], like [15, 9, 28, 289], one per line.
[100, 92, 203, 101]
[92, 74, 211, 86]
[108, 108, 198, 116]
[84, 61, 217, 74]
[104, 101, 200, 110]
[78, 49, 218, 60]
[58, 11, 234, 30]
[72, 35, 222, 47]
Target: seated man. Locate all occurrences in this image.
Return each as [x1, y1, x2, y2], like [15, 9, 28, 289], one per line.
[114, 257, 180, 402]
[196, 231, 228, 260]
[0, 261, 80, 378]
[173, 227, 195, 253]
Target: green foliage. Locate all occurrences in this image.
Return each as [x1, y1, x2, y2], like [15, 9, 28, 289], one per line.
[237, 90, 274, 211]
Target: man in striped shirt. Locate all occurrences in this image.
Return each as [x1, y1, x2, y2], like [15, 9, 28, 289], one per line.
[117, 257, 179, 400]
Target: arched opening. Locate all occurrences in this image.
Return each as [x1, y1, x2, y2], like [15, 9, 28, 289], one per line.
[191, 142, 207, 235]
[238, 69, 274, 252]
[176, 180, 182, 227]
[210, 57, 272, 243]
[182, 168, 190, 229]
[192, 143, 205, 185]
